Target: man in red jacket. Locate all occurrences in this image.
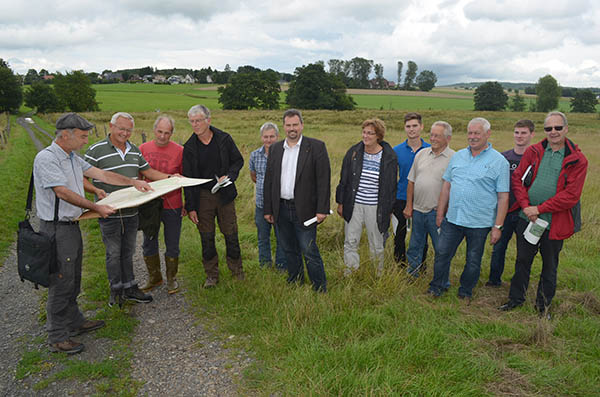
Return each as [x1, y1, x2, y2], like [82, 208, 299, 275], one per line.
[499, 112, 588, 318]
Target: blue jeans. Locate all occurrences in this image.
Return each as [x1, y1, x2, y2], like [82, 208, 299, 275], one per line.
[142, 207, 182, 258]
[276, 200, 326, 292]
[429, 219, 490, 297]
[487, 211, 519, 285]
[406, 209, 438, 277]
[255, 206, 286, 269]
[99, 216, 139, 291]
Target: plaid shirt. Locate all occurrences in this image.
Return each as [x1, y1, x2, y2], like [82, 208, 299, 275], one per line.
[249, 145, 268, 208]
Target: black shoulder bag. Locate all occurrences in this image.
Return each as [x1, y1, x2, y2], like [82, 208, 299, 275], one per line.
[17, 172, 59, 289]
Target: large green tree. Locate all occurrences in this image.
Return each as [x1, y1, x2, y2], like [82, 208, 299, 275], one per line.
[347, 57, 373, 89]
[24, 69, 40, 85]
[286, 63, 355, 110]
[396, 61, 403, 89]
[415, 70, 437, 91]
[570, 89, 598, 113]
[374, 63, 385, 89]
[535, 74, 561, 112]
[403, 61, 418, 90]
[53, 71, 99, 112]
[218, 70, 280, 110]
[473, 81, 508, 111]
[24, 82, 63, 113]
[0, 62, 23, 113]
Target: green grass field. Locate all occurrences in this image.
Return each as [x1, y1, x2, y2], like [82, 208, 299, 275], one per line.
[12, 99, 600, 395]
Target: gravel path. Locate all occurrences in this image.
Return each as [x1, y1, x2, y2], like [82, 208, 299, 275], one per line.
[129, 233, 252, 396]
[0, 118, 251, 396]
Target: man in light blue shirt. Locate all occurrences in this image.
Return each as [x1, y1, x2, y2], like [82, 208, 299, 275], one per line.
[428, 117, 509, 299]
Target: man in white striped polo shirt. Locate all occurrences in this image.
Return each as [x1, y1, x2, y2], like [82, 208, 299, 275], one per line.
[85, 112, 172, 307]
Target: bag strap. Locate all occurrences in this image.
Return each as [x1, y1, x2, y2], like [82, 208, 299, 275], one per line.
[27, 171, 59, 222]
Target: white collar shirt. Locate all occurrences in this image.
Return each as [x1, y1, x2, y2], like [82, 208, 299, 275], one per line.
[280, 135, 303, 200]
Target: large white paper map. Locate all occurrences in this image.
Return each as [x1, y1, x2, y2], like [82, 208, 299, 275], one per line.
[77, 176, 210, 220]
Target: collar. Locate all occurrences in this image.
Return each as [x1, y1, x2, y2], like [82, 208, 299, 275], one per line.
[284, 135, 303, 150]
[430, 146, 452, 157]
[107, 134, 131, 151]
[50, 141, 73, 159]
[468, 142, 492, 156]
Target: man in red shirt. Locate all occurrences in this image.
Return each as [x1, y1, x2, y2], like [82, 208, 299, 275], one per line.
[139, 115, 185, 294]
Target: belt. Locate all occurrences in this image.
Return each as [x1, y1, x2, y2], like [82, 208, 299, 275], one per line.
[43, 220, 79, 225]
[280, 198, 295, 205]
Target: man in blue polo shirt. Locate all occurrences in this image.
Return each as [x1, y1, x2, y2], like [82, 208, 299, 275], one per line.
[428, 117, 509, 299]
[393, 112, 430, 265]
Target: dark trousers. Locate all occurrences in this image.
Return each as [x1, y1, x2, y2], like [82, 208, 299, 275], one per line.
[508, 218, 563, 311]
[277, 199, 327, 292]
[196, 190, 243, 280]
[40, 222, 85, 344]
[488, 211, 520, 285]
[393, 199, 428, 264]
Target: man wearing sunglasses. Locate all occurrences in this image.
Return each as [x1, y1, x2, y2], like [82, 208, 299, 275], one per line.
[499, 112, 588, 319]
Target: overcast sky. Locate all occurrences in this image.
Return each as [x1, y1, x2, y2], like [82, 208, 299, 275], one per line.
[2, 0, 600, 87]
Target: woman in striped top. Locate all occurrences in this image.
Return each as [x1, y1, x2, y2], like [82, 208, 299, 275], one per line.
[335, 119, 398, 276]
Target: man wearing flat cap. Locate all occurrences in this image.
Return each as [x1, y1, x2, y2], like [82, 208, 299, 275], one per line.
[33, 112, 153, 354]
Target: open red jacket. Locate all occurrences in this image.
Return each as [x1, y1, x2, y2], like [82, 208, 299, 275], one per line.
[512, 138, 587, 240]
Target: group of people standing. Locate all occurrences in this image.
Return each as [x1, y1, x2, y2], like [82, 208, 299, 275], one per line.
[31, 106, 586, 355]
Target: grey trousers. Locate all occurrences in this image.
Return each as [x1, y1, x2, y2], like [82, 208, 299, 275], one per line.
[98, 216, 138, 291]
[40, 221, 85, 344]
[343, 203, 385, 272]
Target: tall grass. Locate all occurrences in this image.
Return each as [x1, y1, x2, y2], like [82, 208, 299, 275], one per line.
[32, 108, 600, 395]
[0, 116, 42, 263]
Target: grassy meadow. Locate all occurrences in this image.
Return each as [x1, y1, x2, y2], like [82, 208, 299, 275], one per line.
[28, 105, 600, 395]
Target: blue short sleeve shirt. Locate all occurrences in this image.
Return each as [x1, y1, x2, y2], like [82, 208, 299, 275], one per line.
[443, 143, 510, 228]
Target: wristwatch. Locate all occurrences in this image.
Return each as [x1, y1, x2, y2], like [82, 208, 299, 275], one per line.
[493, 224, 503, 231]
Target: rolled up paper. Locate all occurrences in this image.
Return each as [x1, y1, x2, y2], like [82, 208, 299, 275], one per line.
[303, 210, 334, 227]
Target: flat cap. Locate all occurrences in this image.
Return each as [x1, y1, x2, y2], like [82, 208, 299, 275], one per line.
[55, 112, 95, 132]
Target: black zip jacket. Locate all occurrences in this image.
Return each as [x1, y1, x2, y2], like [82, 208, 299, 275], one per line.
[335, 140, 398, 234]
[182, 126, 243, 211]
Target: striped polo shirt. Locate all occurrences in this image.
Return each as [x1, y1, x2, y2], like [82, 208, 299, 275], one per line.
[355, 150, 382, 205]
[85, 135, 150, 217]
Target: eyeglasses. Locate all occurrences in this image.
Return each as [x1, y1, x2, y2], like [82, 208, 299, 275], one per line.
[362, 130, 377, 136]
[544, 126, 564, 132]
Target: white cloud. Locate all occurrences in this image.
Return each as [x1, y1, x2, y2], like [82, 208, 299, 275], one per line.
[2, 0, 600, 87]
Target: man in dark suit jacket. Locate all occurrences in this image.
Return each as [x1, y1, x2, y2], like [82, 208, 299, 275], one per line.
[263, 109, 331, 292]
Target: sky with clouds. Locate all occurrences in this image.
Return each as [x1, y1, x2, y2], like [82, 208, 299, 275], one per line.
[2, 0, 600, 87]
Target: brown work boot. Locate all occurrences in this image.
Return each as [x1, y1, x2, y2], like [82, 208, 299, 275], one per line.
[203, 277, 218, 288]
[165, 256, 180, 294]
[49, 339, 85, 355]
[141, 254, 163, 292]
[71, 319, 105, 336]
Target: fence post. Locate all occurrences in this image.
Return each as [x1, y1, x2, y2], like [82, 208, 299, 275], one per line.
[141, 130, 147, 143]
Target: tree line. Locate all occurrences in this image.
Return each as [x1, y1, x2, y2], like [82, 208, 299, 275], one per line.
[473, 74, 598, 113]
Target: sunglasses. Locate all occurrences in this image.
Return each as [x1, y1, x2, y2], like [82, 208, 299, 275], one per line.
[544, 126, 564, 132]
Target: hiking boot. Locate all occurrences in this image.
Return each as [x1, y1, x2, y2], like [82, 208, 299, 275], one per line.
[124, 285, 153, 303]
[141, 254, 163, 293]
[71, 320, 105, 336]
[108, 289, 123, 308]
[49, 339, 85, 355]
[203, 277, 218, 288]
[165, 256, 180, 294]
